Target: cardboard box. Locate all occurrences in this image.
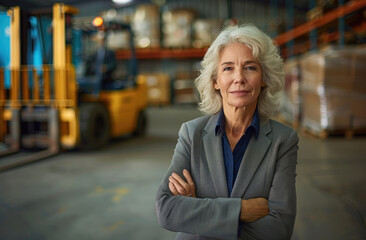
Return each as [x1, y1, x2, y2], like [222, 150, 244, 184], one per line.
[140, 73, 170, 105]
[300, 47, 354, 93]
[302, 89, 352, 131]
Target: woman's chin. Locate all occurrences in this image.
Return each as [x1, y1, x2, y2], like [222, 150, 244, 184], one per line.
[225, 100, 256, 110]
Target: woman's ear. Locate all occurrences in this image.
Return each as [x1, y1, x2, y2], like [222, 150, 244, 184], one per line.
[214, 81, 220, 90]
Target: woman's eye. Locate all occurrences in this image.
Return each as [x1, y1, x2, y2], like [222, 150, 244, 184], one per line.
[245, 66, 257, 71]
[223, 67, 232, 71]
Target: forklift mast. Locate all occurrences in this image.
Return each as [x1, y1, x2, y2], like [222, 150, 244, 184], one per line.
[0, 4, 80, 160]
[52, 4, 79, 148]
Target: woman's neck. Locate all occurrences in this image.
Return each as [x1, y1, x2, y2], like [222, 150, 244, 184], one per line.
[223, 104, 256, 138]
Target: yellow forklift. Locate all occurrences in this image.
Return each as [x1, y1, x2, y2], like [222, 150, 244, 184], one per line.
[0, 4, 148, 171]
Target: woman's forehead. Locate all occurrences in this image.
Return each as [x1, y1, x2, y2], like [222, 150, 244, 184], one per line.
[219, 42, 257, 63]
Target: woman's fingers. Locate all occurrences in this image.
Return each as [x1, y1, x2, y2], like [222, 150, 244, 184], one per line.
[168, 170, 196, 197]
[169, 175, 186, 195]
[183, 169, 196, 197]
[183, 169, 195, 188]
[172, 172, 190, 189]
[169, 182, 179, 196]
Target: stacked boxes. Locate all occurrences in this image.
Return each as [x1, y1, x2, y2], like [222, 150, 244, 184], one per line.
[173, 72, 198, 104]
[132, 4, 160, 48]
[140, 73, 171, 106]
[192, 19, 223, 48]
[299, 45, 366, 132]
[162, 9, 195, 48]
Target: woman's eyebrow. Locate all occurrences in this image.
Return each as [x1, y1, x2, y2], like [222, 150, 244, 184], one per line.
[220, 61, 234, 66]
[220, 60, 259, 66]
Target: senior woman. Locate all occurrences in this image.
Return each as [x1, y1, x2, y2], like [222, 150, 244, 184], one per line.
[155, 25, 299, 240]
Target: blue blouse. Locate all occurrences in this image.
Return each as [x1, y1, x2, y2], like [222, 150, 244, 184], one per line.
[215, 109, 260, 196]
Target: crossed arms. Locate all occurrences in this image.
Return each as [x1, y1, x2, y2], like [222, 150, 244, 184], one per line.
[156, 122, 299, 239]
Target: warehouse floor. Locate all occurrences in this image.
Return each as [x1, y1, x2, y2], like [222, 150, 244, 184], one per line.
[0, 106, 365, 240]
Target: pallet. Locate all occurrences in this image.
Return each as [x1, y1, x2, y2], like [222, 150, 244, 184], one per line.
[300, 126, 366, 139]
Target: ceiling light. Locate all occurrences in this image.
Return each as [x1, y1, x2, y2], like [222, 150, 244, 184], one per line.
[112, 0, 133, 5]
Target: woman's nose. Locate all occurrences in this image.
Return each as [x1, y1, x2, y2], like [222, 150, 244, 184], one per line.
[234, 69, 245, 83]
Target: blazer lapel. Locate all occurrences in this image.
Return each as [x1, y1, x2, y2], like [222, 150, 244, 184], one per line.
[202, 114, 229, 198]
[231, 120, 272, 198]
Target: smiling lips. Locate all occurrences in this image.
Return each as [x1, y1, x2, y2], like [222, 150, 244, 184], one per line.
[230, 90, 251, 96]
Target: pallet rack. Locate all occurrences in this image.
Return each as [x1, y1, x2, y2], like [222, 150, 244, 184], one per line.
[275, 0, 366, 58]
[115, 48, 208, 60]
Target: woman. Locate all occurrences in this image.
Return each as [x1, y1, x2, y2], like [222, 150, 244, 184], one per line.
[155, 25, 299, 240]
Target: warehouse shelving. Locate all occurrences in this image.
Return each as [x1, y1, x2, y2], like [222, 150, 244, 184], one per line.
[275, 0, 366, 57]
[115, 47, 208, 60]
[113, 1, 366, 60]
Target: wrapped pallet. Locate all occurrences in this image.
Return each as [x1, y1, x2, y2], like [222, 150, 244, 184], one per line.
[300, 45, 366, 134]
[192, 19, 223, 48]
[162, 9, 195, 48]
[132, 4, 160, 48]
[279, 57, 301, 127]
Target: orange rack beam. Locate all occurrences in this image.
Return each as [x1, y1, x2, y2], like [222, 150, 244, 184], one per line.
[275, 0, 366, 46]
[115, 48, 208, 60]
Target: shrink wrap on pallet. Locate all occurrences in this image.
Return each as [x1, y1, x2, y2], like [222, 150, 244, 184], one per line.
[162, 9, 195, 48]
[132, 4, 160, 48]
[300, 45, 366, 133]
[192, 19, 223, 48]
[280, 57, 301, 127]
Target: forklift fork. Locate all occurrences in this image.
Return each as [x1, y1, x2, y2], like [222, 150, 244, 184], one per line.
[0, 108, 60, 172]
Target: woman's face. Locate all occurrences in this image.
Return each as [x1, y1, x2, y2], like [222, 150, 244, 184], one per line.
[214, 42, 263, 111]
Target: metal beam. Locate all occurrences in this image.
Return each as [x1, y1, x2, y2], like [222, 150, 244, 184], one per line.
[274, 0, 366, 46]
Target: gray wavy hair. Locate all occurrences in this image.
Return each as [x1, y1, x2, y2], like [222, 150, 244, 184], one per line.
[195, 25, 285, 121]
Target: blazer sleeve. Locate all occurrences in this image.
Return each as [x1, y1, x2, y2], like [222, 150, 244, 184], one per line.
[240, 129, 299, 240]
[155, 122, 242, 240]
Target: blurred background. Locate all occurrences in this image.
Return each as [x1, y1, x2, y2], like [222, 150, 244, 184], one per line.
[0, 0, 366, 239]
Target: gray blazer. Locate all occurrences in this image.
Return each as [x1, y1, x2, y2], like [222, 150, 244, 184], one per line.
[156, 114, 299, 240]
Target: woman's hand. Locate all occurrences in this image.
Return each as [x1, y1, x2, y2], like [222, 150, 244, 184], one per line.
[168, 169, 196, 198]
[240, 198, 269, 222]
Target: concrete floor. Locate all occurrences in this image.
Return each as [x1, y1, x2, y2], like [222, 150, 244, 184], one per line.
[0, 106, 365, 240]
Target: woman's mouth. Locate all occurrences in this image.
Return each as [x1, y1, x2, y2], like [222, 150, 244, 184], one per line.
[230, 90, 250, 96]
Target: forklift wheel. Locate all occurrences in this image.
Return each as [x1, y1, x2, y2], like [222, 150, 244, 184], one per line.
[79, 102, 110, 150]
[134, 110, 147, 136]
